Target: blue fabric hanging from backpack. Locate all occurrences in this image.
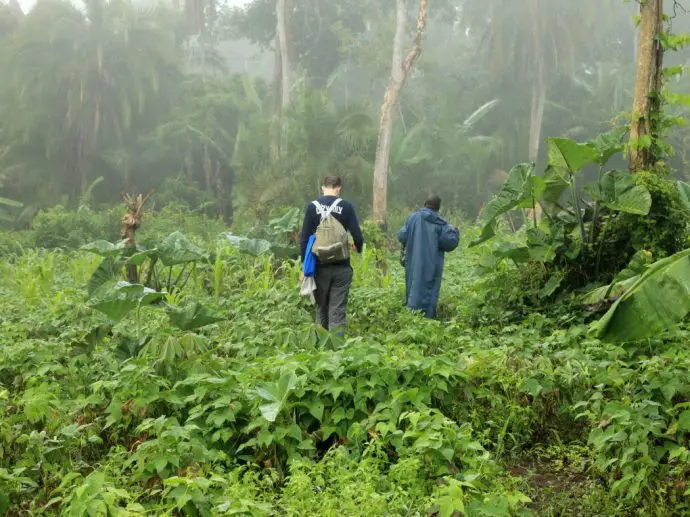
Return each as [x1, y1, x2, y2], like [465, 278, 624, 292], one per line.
[303, 235, 317, 277]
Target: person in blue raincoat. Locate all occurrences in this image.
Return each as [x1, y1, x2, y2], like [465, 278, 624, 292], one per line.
[398, 195, 460, 318]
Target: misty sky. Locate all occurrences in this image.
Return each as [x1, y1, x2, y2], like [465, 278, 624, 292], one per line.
[16, 0, 249, 12]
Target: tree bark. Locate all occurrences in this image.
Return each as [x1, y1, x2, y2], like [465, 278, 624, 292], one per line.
[275, 0, 291, 158]
[528, 0, 545, 164]
[276, 0, 290, 114]
[372, 0, 429, 228]
[528, 73, 546, 164]
[629, 0, 664, 172]
[120, 191, 154, 283]
[270, 30, 283, 163]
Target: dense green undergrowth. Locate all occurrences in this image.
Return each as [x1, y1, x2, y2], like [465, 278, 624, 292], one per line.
[1, 222, 690, 516]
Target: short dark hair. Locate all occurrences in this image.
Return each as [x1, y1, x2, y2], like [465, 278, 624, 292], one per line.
[424, 195, 441, 211]
[323, 175, 342, 188]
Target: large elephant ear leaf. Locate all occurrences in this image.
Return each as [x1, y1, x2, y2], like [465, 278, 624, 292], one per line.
[81, 240, 128, 257]
[591, 248, 690, 342]
[588, 127, 628, 166]
[547, 138, 599, 173]
[158, 232, 208, 266]
[268, 208, 301, 234]
[87, 256, 125, 297]
[89, 282, 163, 322]
[470, 163, 534, 247]
[585, 170, 651, 215]
[225, 234, 273, 255]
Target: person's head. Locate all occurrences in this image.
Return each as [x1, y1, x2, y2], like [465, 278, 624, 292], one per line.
[424, 194, 441, 212]
[322, 175, 342, 196]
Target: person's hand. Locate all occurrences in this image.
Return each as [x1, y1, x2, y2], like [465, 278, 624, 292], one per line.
[351, 243, 357, 253]
[299, 272, 305, 282]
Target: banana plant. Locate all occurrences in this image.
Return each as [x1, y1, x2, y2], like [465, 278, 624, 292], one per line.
[591, 248, 690, 342]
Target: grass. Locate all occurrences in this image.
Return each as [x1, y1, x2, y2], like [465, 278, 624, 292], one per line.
[0, 227, 689, 516]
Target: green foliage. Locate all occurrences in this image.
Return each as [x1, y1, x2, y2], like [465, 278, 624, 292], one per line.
[591, 248, 690, 342]
[609, 171, 690, 259]
[30, 206, 121, 249]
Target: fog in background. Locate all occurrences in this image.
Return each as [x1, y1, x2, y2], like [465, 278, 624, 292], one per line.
[0, 0, 688, 224]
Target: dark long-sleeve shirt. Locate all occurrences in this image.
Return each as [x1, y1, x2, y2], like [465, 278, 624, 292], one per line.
[299, 195, 364, 267]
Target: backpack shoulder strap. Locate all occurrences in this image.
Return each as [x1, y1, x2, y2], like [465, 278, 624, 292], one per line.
[313, 199, 342, 222]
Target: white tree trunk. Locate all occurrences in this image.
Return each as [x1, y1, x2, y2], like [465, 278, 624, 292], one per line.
[276, 0, 290, 112]
[372, 0, 407, 227]
[528, 0, 545, 164]
[372, 0, 429, 227]
[528, 73, 546, 164]
[629, 0, 663, 172]
[275, 0, 291, 157]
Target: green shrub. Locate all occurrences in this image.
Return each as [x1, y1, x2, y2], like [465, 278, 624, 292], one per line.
[154, 176, 215, 212]
[0, 230, 30, 256]
[30, 205, 121, 249]
[138, 206, 228, 248]
[595, 171, 689, 280]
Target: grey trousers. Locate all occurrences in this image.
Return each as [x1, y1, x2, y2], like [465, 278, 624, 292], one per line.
[314, 265, 353, 336]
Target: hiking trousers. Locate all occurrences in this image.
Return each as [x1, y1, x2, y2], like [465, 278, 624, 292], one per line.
[314, 264, 353, 336]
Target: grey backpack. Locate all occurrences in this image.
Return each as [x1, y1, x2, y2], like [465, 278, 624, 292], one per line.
[312, 199, 350, 264]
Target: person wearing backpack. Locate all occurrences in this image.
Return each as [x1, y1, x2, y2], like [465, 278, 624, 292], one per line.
[300, 176, 364, 336]
[398, 195, 459, 319]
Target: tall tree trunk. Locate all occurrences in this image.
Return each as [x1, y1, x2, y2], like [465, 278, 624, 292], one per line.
[270, 33, 283, 163]
[271, 0, 291, 159]
[629, 0, 664, 172]
[528, 0, 545, 164]
[372, 0, 429, 228]
[185, 0, 205, 36]
[276, 0, 290, 114]
[528, 74, 546, 164]
[120, 191, 154, 283]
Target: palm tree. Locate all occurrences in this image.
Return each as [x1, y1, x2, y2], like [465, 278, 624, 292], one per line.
[461, 0, 617, 163]
[1, 0, 180, 199]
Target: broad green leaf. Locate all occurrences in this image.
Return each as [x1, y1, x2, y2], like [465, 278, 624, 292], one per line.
[582, 276, 639, 305]
[521, 378, 543, 397]
[256, 372, 297, 423]
[470, 163, 534, 247]
[678, 410, 690, 432]
[547, 138, 598, 173]
[89, 282, 164, 322]
[158, 232, 207, 266]
[592, 248, 690, 341]
[492, 242, 529, 263]
[268, 208, 301, 234]
[166, 302, 224, 331]
[540, 165, 570, 205]
[526, 227, 563, 263]
[81, 240, 127, 257]
[581, 251, 653, 304]
[588, 127, 628, 166]
[539, 274, 564, 298]
[225, 234, 272, 256]
[87, 257, 125, 297]
[585, 170, 651, 215]
[125, 248, 158, 266]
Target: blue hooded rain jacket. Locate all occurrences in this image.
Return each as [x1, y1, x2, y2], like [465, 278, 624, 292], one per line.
[398, 208, 460, 318]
